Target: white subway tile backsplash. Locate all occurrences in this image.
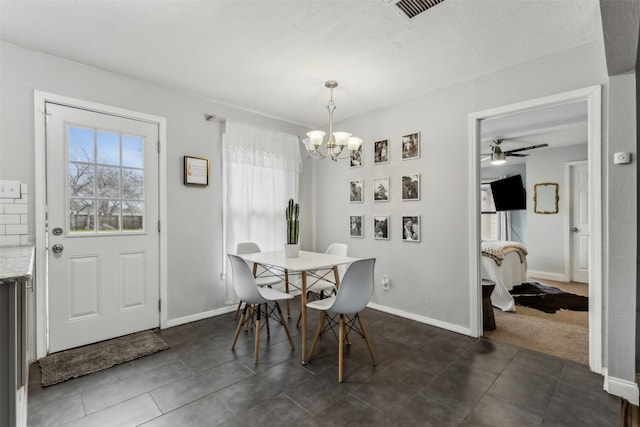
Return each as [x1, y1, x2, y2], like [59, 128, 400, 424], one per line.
[0, 235, 20, 246]
[5, 204, 28, 214]
[0, 180, 29, 246]
[6, 224, 28, 235]
[0, 214, 21, 224]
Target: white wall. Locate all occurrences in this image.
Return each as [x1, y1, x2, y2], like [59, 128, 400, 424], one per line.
[526, 144, 588, 278]
[312, 41, 609, 333]
[0, 42, 309, 324]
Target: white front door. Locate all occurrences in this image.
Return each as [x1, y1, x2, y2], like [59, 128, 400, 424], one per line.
[570, 162, 589, 283]
[46, 103, 160, 353]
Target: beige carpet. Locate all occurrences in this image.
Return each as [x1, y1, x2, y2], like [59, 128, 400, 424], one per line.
[39, 330, 169, 387]
[484, 280, 589, 365]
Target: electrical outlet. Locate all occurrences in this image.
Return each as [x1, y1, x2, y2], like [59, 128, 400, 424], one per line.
[382, 277, 390, 291]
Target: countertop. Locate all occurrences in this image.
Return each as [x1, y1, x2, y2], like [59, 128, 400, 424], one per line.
[0, 245, 35, 283]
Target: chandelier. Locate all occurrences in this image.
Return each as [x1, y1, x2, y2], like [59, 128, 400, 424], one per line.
[302, 80, 363, 161]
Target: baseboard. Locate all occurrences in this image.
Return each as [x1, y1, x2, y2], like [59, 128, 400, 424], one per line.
[527, 270, 568, 282]
[165, 305, 237, 328]
[366, 302, 472, 336]
[604, 369, 639, 405]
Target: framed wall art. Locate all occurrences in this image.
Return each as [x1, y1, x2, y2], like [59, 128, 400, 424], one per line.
[184, 155, 210, 186]
[350, 145, 363, 167]
[350, 215, 364, 238]
[350, 179, 363, 203]
[402, 215, 421, 242]
[373, 177, 390, 202]
[374, 215, 389, 240]
[401, 174, 420, 201]
[402, 132, 420, 160]
[373, 139, 389, 164]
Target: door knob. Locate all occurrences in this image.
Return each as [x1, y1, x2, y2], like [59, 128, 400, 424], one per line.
[571, 227, 579, 233]
[52, 244, 64, 254]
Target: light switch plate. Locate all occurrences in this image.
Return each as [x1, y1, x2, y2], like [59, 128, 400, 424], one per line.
[0, 180, 21, 198]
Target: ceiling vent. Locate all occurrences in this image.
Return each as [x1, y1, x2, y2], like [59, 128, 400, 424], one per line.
[395, 0, 445, 19]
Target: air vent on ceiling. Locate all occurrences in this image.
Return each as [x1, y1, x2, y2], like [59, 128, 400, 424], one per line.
[395, 0, 445, 19]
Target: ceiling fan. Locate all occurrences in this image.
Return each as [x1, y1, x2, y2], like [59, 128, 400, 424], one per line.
[482, 139, 549, 165]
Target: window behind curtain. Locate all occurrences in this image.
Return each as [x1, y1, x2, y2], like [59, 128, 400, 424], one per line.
[481, 183, 499, 240]
[222, 121, 301, 303]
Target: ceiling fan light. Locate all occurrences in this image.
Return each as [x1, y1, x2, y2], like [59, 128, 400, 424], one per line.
[491, 151, 506, 165]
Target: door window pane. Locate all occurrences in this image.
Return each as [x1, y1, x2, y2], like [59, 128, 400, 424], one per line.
[68, 128, 145, 234]
[122, 136, 144, 168]
[69, 162, 95, 197]
[97, 166, 121, 198]
[97, 200, 121, 232]
[97, 131, 120, 166]
[69, 199, 95, 232]
[69, 127, 95, 163]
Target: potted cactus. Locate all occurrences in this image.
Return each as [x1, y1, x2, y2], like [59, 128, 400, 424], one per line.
[285, 198, 300, 258]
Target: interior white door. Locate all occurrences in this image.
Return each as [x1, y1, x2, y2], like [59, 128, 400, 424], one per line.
[570, 162, 589, 283]
[46, 103, 160, 353]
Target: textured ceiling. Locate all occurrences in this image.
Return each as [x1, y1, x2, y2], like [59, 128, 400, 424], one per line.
[0, 0, 604, 128]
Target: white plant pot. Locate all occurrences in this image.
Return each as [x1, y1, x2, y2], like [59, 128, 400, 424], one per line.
[284, 243, 299, 258]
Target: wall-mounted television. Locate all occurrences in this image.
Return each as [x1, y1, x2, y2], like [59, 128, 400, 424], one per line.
[490, 174, 526, 211]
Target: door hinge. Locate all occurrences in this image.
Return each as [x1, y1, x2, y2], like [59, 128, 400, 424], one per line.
[158, 299, 161, 312]
[157, 220, 160, 232]
[157, 140, 160, 153]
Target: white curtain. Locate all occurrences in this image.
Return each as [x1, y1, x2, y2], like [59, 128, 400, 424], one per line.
[222, 121, 301, 303]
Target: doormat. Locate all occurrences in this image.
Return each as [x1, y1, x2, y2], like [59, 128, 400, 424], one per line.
[39, 330, 169, 387]
[510, 282, 588, 314]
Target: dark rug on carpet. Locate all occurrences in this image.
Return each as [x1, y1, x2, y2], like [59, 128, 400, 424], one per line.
[510, 282, 588, 313]
[39, 330, 169, 387]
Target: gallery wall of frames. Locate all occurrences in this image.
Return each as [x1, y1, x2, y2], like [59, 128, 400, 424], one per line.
[348, 131, 421, 242]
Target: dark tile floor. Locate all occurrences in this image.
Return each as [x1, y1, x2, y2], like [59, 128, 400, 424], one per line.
[27, 299, 621, 426]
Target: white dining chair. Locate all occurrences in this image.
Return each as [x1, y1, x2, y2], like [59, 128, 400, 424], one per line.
[306, 258, 377, 382]
[295, 243, 348, 327]
[234, 242, 283, 320]
[228, 254, 294, 364]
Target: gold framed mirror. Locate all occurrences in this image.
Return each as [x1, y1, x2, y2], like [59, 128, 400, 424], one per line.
[534, 182, 559, 214]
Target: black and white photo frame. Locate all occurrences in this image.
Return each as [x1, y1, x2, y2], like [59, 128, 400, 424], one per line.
[402, 132, 420, 160]
[350, 145, 363, 167]
[373, 177, 390, 202]
[402, 215, 421, 242]
[349, 179, 363, 203]
[350, 215, 364, 238]
[374, 215, 389, 240]
[401, 174, 420, 201]
[373, 139, 389, 164]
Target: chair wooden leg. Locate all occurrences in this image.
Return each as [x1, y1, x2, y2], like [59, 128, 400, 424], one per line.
[275, 302, 294, 349]
[265, 303, 271, 337]
[308, 311, 325, 361]
[285, 270, 291, 317]
[357, 314, 377, 366]
[343, 315, 351, 345]
[254, 305, 261, 364]
[234, 300, 243, 320]
[338, 314, 345, 383]
[232, 304, 248, 349]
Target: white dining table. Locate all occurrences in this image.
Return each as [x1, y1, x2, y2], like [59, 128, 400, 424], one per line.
[236, 249, 359, 363]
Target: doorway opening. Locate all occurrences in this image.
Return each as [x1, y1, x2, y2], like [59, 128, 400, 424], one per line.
[468, 86, 602, 373]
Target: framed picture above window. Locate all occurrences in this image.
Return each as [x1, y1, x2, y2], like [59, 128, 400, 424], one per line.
[350, 215, 363, 238]
[402, 132, 420, 160]
[349, 179, 363, 203]
[401, 174, 420, 201]
[373, 139, 389, 164]
[402, 215, 421, 242]
[350, 145, 363, 167]
[373, 177, 390, 202]
[184, 156, 209, 186]
[374, 215, 389, 240]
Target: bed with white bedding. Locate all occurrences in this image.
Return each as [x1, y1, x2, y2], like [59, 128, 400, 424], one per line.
[481, 241, 528, 311]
